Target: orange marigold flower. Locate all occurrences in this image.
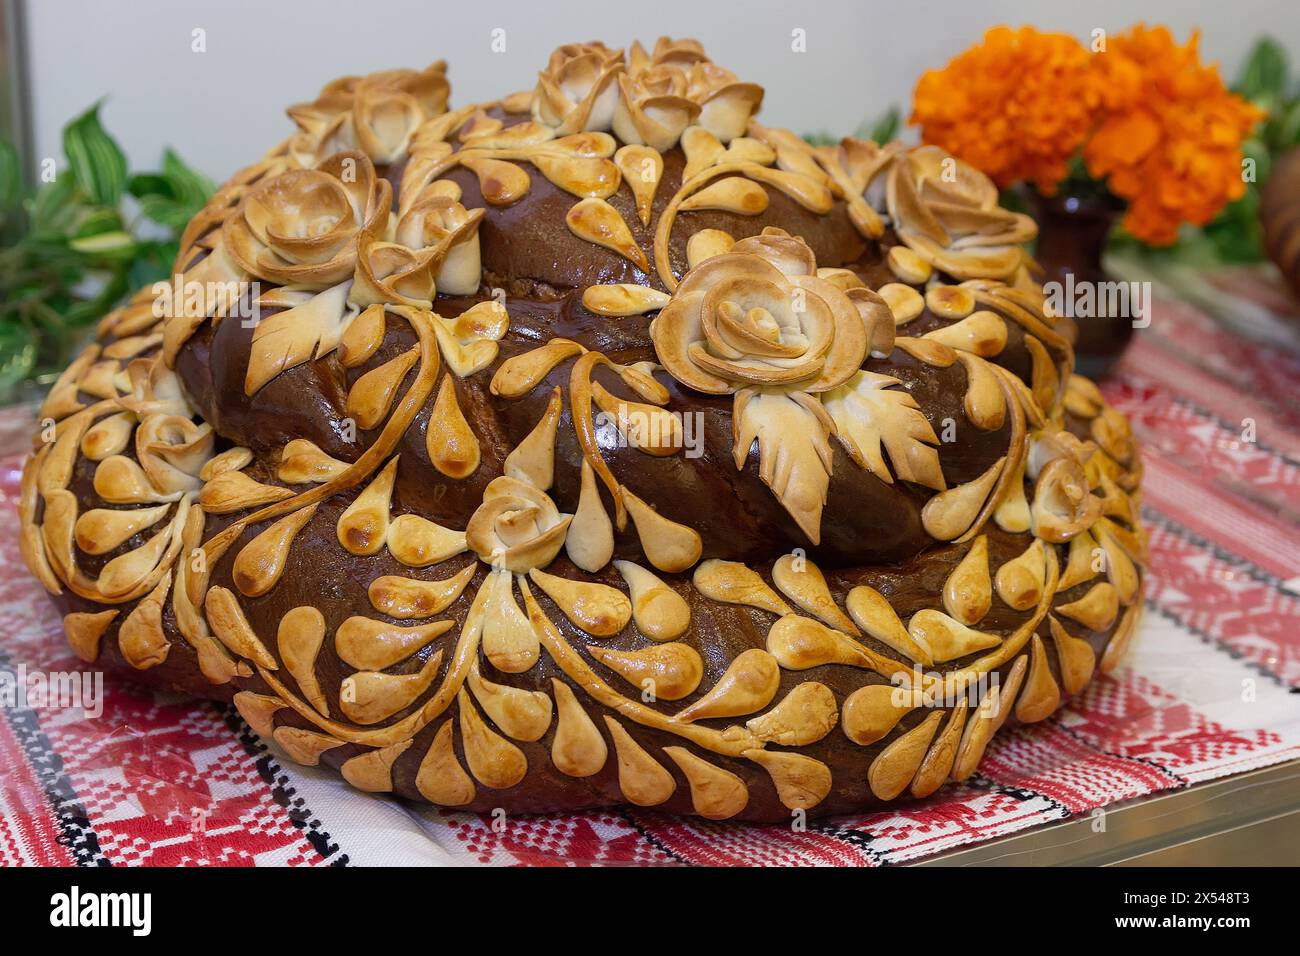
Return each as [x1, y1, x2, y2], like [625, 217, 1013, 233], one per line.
[1084, 26, 1264, 245]
[910, 26, 1104, 194]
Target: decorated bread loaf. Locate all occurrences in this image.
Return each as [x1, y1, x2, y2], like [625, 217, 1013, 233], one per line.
[19, 38, 1146, 822]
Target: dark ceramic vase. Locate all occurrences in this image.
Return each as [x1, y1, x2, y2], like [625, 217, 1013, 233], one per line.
[1025, 191, 1131, 380]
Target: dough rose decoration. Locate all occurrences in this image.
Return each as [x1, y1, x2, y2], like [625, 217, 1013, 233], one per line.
[866, 144, 1036, 282]
[651, 228, 870, 394]
[466, 476, 572, 573]
[1031, 454, 1103, 542]
[618, 37, 763, 146]
[393, 194, 486, 297]
[652, 228, 889, 542]
[533, 37, 763, 150]
[533, 42, 625, 135]
[612, 60, 700, 152]
[288, 61, 451, 166]
[223, 150, 390, 287]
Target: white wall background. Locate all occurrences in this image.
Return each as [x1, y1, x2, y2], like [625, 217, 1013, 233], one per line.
[23, 0, 1300, 182]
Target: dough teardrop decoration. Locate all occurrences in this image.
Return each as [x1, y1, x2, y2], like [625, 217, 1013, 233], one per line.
[550, 678, 609, 778]
[462, 156, 531, 206]
[772, 554, 859, 635]
[622, 489, 702, 573]
[693, 559, 791, 616]
[566, 460, 615, 573]
[846, 585, 932, 665]
[368, 564, 476, 620]
[1014, 635, 1061, 723]
[746, 682, 838, 746]
[1056, 581, 1120, 632]
[680, 177, 769, 215]
[942, 535, 992, 626]
[426, 373, 481, 479]
[503, 387, 561, 489]
[341, 739, 412, 794]
[277, 605, 329, 716]
[457, 688, 528, 789]
[744, 748, 832, 811]
[416, 720, 476, 806]
[994, 538, 1046, 612]
[921, 456, 1004, 541]
[386, 513, 467, 567]
[74, 504, 170, 556]
[663, 746, 748, 820]
[335, 616, 454, 671]
[340, 647, 443, 725]
[842, 683, 915, 746]
[205, 586, 278, 670]
[565, 198, 648, 271]
[274, 727, 345, 767]
[347, 347, 418, 430]
[868, 710, 943, 801]
[337, 456, 398, 556]
[587, 642, 704, 701]
[673, 648, 780, 723]
[232, 504, 318, 597]
[614, 560, 690, 641]
[467, 664, 553, 741]
[199, 470, 292, 514]
[613, 144, 662, 226]
[527, 568, 631, 637]
[604, 716, 675, 807]
[1049, 615, 1097, 695]
[481, 570, 539, 674]
[277, 439, 349, 484]
[907, 609, 1002, 663]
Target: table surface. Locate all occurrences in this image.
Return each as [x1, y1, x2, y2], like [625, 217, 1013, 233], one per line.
[921, 760, 1300, 866]
[1, 268, 1298, 867]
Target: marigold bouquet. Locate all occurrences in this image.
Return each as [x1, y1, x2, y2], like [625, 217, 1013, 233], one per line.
[911, 24, 1264, 246]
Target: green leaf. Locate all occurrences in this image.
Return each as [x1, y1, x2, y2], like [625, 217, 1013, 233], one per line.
[1278, 99, 1300, 149]
[69, 229, 137, 260]
[0, 322, 38, 402]
[73, 206, 125, 239]
[26, 173, 81, 236]
[861, 107, 901, 145]
[1236, 38, 1289, 101]
[63, 268, 131, 327]
[128, 239, 178, 289]
[0, 141, 21, 207]
[802, 131, 837, 147]
[128, 172, 173, 199]
[137, 194, 193, 229]
[162, 148, 214, 211]
[62, 102, 129, 206]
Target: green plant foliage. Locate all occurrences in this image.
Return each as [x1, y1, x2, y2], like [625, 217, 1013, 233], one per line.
[805, 107, 902, 148]
[0, 106, 213, 404]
